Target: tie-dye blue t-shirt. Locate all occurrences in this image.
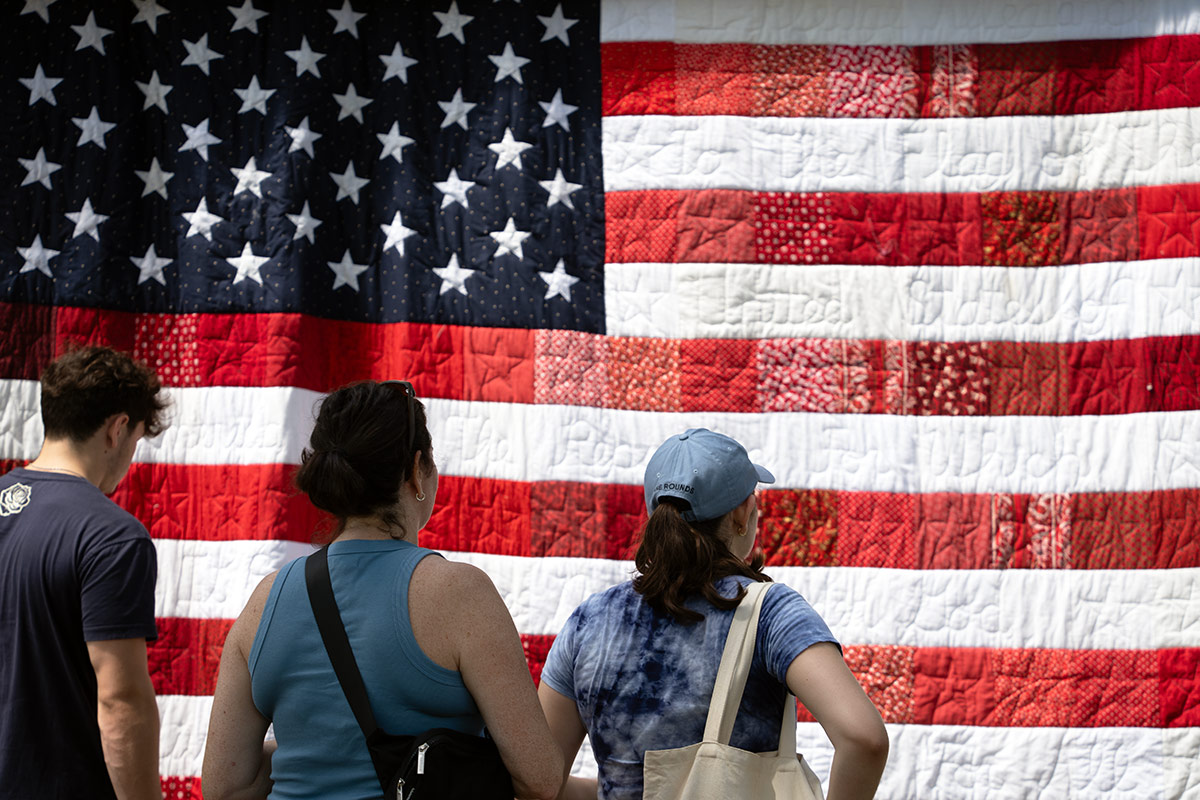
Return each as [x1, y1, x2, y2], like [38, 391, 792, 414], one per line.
[541, 576, 838, 800]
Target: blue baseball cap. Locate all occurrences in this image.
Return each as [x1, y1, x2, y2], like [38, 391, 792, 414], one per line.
[644, 428, 775, 522]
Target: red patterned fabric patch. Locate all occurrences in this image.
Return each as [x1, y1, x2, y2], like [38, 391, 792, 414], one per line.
[606, 337, 681, 411]
[845, 645, 917, 724]
[976, 43, 1055, 115]
[923, 45, 978, 117]
[990, 340, 1067, 415]
[534, 329, 607, 407]
[981, 191, 1062, 266]
[757, 338, 870, 413]
[133, 314, 203, 387]
[751, 44, 829, 117]
[1053, 39, 1135, 116]
[915, 493, 993, 570]
[908, 341, 990, 416]
[827, 45, 919, 118]
[1061, 188, 1138, 265]
[900, 192, 983, 265]
[752, 191, 835, 264]
[679, 338, 758, 413]
[675, 43, 757, 116]
[1139, 185, 1200, 259]
[531, 481, 609, 559]
[758, 489, 838, 567]
[837, 491, 916, 569]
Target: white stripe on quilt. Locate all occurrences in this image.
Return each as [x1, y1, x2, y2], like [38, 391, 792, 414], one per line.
[160, 693, 1194, 798]
[153, 540, 1200, 652]
[600, 0, 1200, 46]
[604, 259, 1200, 343]
[602, 108, 1200, 194]
[5, 383, 1200, 495]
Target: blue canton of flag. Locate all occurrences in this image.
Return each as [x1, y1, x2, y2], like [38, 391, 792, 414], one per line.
[2, 0, 604, 332]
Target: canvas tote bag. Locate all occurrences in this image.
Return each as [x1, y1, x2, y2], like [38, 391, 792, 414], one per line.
[643, 581, 825, 800]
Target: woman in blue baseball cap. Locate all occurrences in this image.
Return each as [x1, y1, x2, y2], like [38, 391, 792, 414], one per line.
[537, 428, 888, 800]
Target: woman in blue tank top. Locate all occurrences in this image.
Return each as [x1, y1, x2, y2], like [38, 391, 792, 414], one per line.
[538, 429, 890, 800]
[201, 381, 562, 800]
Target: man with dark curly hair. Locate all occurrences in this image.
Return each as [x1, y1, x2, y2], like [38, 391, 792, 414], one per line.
[0, 345, 169, 800]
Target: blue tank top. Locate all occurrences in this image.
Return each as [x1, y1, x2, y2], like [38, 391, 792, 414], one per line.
[249, 538, 484, 800]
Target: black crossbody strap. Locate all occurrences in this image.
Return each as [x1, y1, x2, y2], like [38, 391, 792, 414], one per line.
[304, 547, 381, 739]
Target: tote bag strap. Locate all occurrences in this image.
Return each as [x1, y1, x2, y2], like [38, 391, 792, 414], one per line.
[702, 581, 772, 745]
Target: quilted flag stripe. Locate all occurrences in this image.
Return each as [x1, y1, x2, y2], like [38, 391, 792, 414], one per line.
[8, 302, 1200, 417]
[149, 621, 1197, 731]
[153, 540, 1200, 649]
[602, 36, 1200, 118]
[601, 0, 1200, 46]
[605, 259, 1200, 343]
[79, 463, 1200, 572]
[6, 384, 1200, 496]
[152, 698, 1200, 799]
[602, 108, 1200, 195]
[607, 184, 1200, 267]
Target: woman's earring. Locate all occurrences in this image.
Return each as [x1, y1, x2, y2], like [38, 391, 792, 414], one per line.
[416, 491, 426, 502]
[737, 524, 747, 537]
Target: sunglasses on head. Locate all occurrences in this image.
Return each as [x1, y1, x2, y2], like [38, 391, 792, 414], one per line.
[380, 380, 417, 456]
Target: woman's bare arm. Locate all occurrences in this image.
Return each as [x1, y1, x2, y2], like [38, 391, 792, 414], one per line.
[414, 559, 563, 800]
[537, 682, 597, 800]
[201, 573, 276, 800]
[786, 643, 888, 800]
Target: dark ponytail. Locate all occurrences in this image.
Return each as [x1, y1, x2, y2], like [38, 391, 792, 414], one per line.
[294, 381, 432, 538]
[632, 498, 770, 624]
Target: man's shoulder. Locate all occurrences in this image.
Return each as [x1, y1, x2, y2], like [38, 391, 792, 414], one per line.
[2, 470, 149, 544]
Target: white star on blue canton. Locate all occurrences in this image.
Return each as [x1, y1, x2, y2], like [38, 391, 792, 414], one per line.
[19, 147, 61, 189]
[66, 198, 108, 241]
[72, 107, 116, 149]
[328, 0, 365, 37]
[227, 0, 267, 33]
[18, 235, 59, 278]
[71, 12, 113, 54]
[182, 34, 223, 74]
[380, 42, 417, 82]
[327, 250, 370, 291]
[20, 65, 62, 106]
[539, 259, 580, 302]
[132, 244, 172, 286]
[433, 1, 472, 43]
[287, 200, 323, 244]
[226, 242, 268, 285]
[330, 162, 370, 204]
[432, 253, 477, 296]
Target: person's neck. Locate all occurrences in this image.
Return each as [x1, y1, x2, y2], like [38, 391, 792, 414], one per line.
[26, 439, 103, 489]
[337, 516, 417, 545]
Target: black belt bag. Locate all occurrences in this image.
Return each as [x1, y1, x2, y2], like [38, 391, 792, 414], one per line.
[304, 547, 514, 800]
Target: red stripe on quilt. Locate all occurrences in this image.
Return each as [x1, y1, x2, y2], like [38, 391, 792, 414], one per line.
[151, 622, 1199, 729]
[5, 304, 1199, 417]
[605, 184, 1200, 266]
[602, 36, 1200, 118]
[523, 634, 1198, 728]
[25, 462, 1186, 571]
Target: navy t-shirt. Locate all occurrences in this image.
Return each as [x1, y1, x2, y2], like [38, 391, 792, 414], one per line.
[0, 468, 158, 800]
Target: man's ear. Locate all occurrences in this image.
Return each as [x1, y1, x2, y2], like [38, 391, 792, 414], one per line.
[102, 413, 131, 450]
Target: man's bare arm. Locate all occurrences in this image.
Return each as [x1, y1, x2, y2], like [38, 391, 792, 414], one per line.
[87, 638, 161, 800]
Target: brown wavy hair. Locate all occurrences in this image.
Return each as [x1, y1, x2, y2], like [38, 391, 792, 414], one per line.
[40, 345, 168, 441]
[632, 497, 770, 624]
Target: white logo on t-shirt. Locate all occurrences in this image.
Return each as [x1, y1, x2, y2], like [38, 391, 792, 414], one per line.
[0, 483, 32, 516]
